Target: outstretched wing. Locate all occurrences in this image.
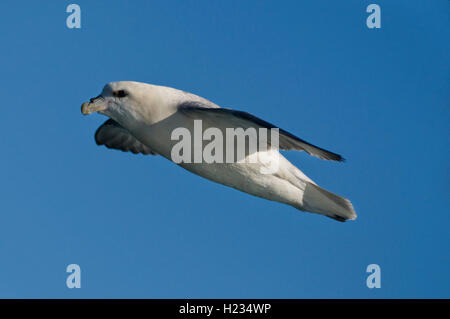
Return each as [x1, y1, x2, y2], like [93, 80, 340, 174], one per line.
[94, 119, 157, 155]
[179, 102, 344, 162]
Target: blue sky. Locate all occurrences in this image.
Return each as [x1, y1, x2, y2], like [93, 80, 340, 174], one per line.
[0, 1, 448, 298]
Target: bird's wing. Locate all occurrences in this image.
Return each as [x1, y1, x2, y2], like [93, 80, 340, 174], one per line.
[179, 102, 343, 161]
[94, 119, 158, 155]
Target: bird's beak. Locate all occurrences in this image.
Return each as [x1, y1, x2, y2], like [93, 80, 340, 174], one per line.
[81, 95, 107, 115]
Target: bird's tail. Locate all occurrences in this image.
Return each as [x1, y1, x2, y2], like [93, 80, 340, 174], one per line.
[301, 182, 357, 222]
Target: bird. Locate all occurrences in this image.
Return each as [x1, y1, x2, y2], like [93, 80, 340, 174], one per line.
[81, 81, 356, 222]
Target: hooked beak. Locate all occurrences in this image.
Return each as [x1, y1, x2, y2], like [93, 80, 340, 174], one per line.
[81, 95, 107, 115]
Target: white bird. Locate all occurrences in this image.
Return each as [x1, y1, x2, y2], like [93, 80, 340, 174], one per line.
[81, 81, 356, 222]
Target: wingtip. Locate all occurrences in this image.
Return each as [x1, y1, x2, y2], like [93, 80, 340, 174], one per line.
[331, 154, 345, 162]
[318, 153, 345, 162]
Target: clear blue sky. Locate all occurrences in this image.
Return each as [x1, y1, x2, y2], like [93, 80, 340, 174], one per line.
[0, 1, 448, 298]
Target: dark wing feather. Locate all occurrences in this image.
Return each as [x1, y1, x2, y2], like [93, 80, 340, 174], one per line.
[94, 119, 157, 155]
[179, 102, 344, 162]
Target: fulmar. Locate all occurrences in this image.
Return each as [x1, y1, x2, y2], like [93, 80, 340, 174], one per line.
[81, 81, 356, 222]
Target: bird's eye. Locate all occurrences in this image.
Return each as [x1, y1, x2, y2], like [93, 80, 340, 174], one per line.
[114, 90, 128, 98]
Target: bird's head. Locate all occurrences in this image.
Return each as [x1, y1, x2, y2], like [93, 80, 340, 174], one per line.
[81, 81, 166, 124]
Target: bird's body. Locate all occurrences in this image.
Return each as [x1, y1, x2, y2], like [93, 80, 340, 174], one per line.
[82, 81, 356, 222]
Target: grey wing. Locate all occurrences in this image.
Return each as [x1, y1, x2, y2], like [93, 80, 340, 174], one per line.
[95, 119, 158, 155]
[179, 102, 344, 162]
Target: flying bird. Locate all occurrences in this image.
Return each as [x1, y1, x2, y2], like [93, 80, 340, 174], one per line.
[81, 81, 356, 222]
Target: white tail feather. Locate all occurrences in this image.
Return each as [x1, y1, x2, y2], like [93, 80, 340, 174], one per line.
[301, 182, 357, 222]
